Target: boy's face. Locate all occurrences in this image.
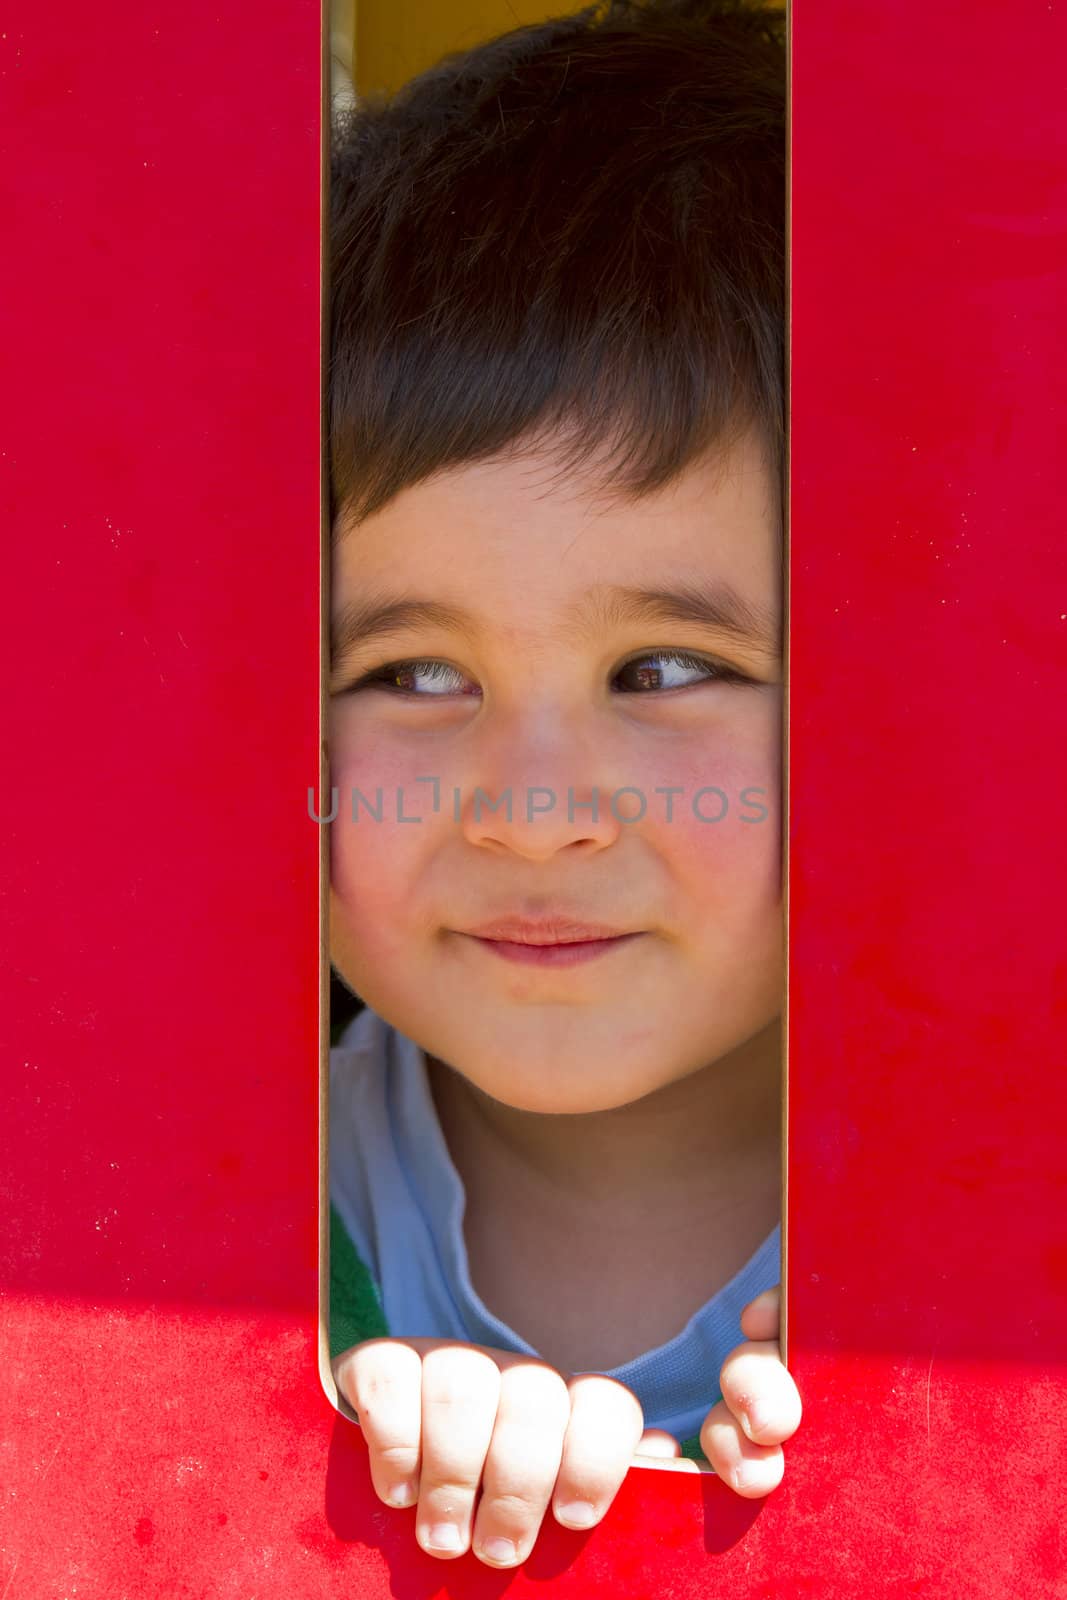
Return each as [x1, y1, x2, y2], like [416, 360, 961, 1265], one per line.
[329, 425, 783, 1115]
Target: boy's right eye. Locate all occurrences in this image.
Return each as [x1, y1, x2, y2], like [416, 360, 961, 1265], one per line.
[338, 658, 479, 697]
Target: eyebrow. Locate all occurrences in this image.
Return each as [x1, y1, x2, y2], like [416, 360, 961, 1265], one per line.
[330, 580, 780, 668]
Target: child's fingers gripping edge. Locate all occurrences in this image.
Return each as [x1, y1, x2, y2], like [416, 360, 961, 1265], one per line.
[719, 1337, 803, 1446]
[738, 1284, 781, 1343]
[551, 1373, 647, 1531]
[633, 1428, 684, 1459]
[333, 1339, 426, 1508]
[700, 1396, 785, 1498]
[415, 1344, 504, 1558]
[469, 1361, 573, 1567]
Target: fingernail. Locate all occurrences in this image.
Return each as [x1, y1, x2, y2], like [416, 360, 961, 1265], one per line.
[741, 1409, 765, 1440]
[424, 1523, 463, 1551]
[479, 1536, 517, 1564]
[556, 1500, 597, 1529]
[387, 1480, 416, 1506]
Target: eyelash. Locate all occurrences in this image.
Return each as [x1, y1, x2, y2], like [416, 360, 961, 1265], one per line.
[336, 650, 755, 698]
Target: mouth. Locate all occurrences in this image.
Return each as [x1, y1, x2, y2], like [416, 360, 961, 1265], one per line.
[455, 931, 644, 968]
[460, 917, 637, 945]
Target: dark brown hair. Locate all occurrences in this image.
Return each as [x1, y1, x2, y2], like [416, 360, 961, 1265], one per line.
[328, 0, 785, 534]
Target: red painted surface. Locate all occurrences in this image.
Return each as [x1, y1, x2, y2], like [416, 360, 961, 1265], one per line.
[1, 0, 1065, 1594]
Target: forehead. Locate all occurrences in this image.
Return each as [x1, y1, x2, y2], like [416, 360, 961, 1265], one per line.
[333, 427, 780, 607]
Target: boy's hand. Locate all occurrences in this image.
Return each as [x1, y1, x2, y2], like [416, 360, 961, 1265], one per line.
[700, 1285, 802, 1497]
[334, 1336, 670, 1567]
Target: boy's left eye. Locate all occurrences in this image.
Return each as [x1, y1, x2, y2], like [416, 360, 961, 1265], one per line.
[333, 650, 754, 698]
[614, 650, 751, 692]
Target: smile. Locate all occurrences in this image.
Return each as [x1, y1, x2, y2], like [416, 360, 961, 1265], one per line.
[458, 932, 644, 968]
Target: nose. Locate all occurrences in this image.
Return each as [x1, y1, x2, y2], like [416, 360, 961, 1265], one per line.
[457, 717, 629, 860]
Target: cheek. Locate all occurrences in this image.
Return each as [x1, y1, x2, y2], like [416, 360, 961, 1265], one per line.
[630, 732, 780, 966]
[643, 718, 782, 916]
[658, 737, 783, 1020]
[327, 716, 432, 946]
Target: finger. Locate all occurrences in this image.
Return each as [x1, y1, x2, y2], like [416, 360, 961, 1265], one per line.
[633, 1429, 684, 1459]
[551, 1374, 646, 1531]
[334, 1340, 425, 1509]
[719, 1339, 803, 1446]
[469, 1361, 572, 1568]
[415, 1345, 502, 1559]
[738, 1284, 780, 1344]
[700, 1397, 785, 1498]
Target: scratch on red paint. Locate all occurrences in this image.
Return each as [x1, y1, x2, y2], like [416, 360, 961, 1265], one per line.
[1, 1555, 20, 1600]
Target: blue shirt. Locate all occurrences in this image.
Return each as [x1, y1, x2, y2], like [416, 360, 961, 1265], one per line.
[329, 1004, 781, 1443]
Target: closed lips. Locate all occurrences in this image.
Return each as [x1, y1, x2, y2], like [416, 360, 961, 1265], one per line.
[462, 920, 634, 945]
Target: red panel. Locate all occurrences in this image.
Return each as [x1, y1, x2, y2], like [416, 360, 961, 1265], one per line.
[786, 0, 1067, 1590]
[2, 1, 1064, 1595]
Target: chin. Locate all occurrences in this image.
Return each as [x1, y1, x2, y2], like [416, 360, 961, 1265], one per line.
[470, 1062, 666, 1117]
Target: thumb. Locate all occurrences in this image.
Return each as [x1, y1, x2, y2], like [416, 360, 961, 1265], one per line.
[633, 1428, 684, 1460]
[738, 1285, 780, 1344]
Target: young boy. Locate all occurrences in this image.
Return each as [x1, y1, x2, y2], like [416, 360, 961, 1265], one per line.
[325, 0, 802, 1568]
